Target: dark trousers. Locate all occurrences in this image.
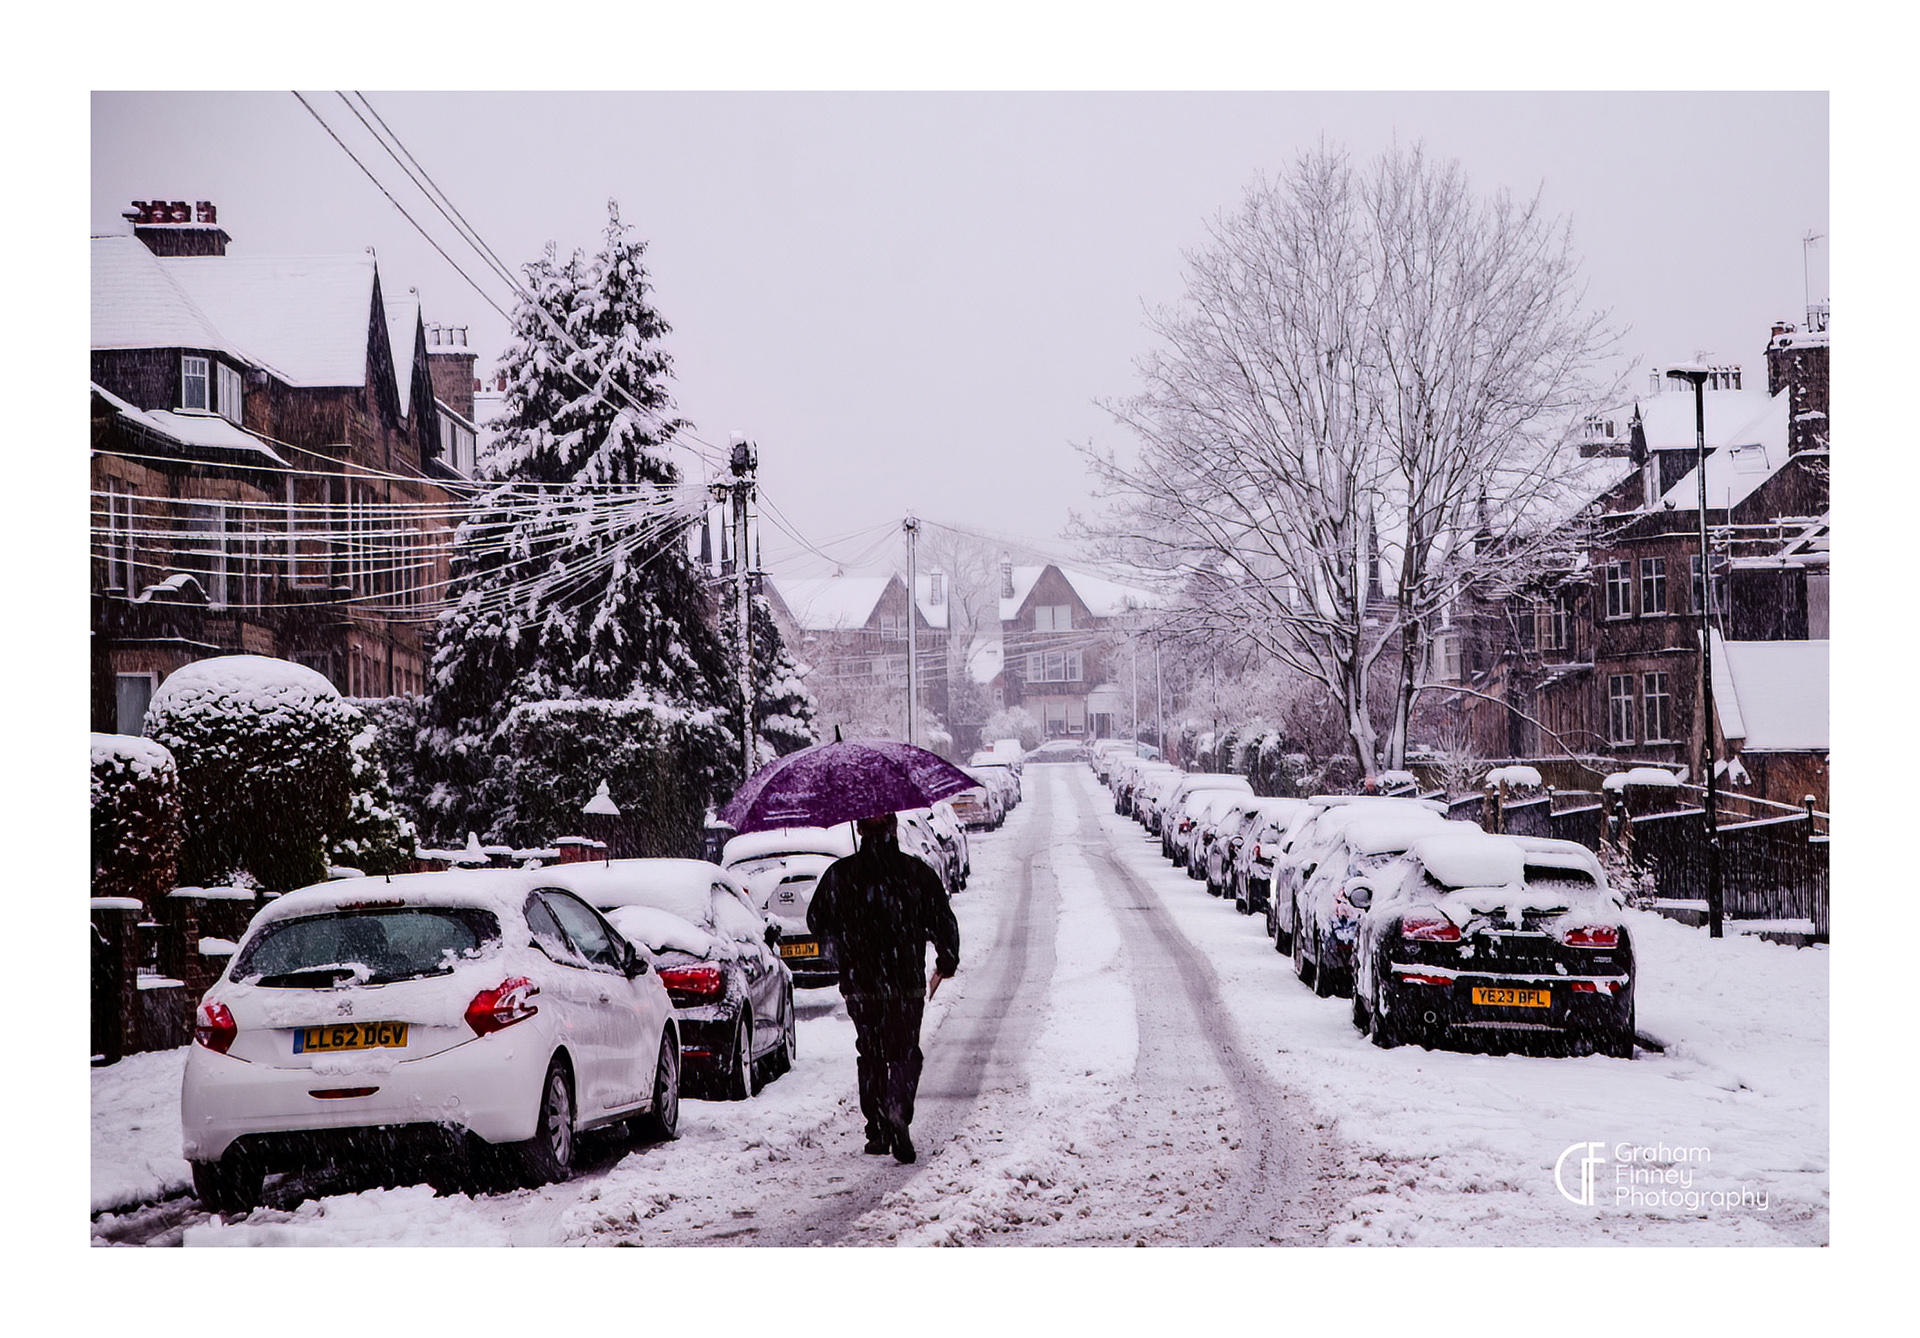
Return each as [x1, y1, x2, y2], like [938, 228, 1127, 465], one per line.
[843, 991, 926, 1137]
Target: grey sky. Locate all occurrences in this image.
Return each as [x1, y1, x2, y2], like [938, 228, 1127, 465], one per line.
[91, 91, 1827, 575]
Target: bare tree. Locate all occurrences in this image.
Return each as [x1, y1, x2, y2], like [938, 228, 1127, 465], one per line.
[1085, 143, 1621, 776]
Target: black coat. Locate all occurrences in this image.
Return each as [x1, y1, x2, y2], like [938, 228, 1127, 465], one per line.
[808, 839, 960, 997]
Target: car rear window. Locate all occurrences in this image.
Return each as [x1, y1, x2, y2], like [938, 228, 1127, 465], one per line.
[233, 907, 500, 987]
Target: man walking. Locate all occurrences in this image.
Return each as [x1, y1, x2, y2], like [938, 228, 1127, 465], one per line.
[807, 811, 960, 1164]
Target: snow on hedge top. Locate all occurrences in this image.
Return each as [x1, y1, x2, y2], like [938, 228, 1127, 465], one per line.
[1602, 767, 1681, 790]
[148, 655, 345, 725]
[90, 732, 176, 779]
[1484, 764, 1542, 789]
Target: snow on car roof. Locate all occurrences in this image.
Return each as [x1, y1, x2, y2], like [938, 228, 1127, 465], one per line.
[1340, 814, 1451, 857]
[601, 903, 718, 959]
[260, 868, 537, 928]
[1409, 831, 1527, 890]
[537, 859, 736, 927]
[721, 824, 856, 866]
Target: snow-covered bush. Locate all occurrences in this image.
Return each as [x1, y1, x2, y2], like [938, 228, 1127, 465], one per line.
[1597, 840, 1658, 908]
[90, 732, 183, 904]
[496, 696, 733, 857]
[144, 656, 358, 891]
[979, 707, 1041, 752]
[328, 711, 419, 876]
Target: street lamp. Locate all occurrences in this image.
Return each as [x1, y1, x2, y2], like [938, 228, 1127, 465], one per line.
[1664, 364, 1723, 938]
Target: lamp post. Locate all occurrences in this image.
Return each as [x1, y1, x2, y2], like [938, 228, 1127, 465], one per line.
[1665, 364, 1723, 938]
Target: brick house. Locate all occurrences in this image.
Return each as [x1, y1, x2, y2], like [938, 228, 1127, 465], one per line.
[90, 201, 478, 732]
[765, 571, 951, 728]
[998, 561, 1158, 740]
[1415, 311, 1830, 809]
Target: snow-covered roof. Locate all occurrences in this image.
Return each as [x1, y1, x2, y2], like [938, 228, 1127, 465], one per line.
[913, 572, 950, 630]
[384, 291, 421, 418]
[93, 382, 288, 465]
[92, 236, 238, 357]
[998, 564, 1162, 623]
[1658, 392, 1793, 512]
[163, 254, 378, 388]
[1635, 384, 1779, 454]
[967, 639, 1003, 685]
[772, 576, 892, 631]
[1713, 635, 1829, 752]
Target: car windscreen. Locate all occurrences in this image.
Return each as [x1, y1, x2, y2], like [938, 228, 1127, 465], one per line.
[232, 907, 501, 987]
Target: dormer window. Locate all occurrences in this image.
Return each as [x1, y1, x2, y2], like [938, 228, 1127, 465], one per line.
[181, 355, 210, 411]
[217, 362, 244, 423]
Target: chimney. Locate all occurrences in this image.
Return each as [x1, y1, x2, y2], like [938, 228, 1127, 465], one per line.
[425, 323, 477, 421]
[130, 199, 230, 257]
[1000, 553, 1014, 600]
[1766, 307, 1831, 455]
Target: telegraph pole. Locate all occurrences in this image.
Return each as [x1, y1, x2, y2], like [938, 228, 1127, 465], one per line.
[729, 435, 757, 783]
[903, 513, 920, 746]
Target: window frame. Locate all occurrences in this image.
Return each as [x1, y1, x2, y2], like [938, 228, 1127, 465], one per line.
[1639, 557, 1668, 616]
[180, 355, 210, 411]
[1607, 674, 1636, 744]
[216, 362, 244, 424]
[1604, 561, 1633, 619]
[1642, 671, 1672, 743]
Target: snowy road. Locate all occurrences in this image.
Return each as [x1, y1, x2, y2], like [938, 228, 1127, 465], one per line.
[92, 762, 1826, 1247]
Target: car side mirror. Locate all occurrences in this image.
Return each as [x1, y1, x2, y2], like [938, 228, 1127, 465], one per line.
[624, 943, 650, 976]
[1348, 885, 1373, 910]
[765, 924, 781, 947]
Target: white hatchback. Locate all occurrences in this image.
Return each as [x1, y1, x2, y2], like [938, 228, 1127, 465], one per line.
[180, 870, 680, 1213]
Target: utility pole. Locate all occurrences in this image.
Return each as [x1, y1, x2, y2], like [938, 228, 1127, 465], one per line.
[903, 513, 920, 746]
[1665, 367, 1723, 938]
[729, 435, 758, 784]
[1155, 632, 1166, 763]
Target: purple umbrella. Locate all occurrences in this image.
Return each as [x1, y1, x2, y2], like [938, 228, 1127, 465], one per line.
[720, 738, 980, 836]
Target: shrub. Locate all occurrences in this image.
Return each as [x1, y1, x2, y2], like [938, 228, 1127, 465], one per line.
[90, 733, 183, 904]
[145, 656, 358, 891]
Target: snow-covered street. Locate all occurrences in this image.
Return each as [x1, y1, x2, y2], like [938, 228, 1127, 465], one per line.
[91, 763, 1825, 1247]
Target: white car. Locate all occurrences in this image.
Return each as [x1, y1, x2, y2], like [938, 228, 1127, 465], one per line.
[180, 870, 680, 1213]
[721, 824, 857, 986]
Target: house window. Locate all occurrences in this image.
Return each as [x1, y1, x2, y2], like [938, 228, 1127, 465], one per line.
[1639, 558, 1667, 615]
[1643, 672, 1672, 742]
[1607, 675, 1635, 744]
[1538, 594, 1573, 653]
[102, 480, 137, 590]
[1034, 604, 1072, 632]
[1430, 633, 1461, 682]
[880, 613, 904, 641]
[115, 673, 157, 736]
[1604, 562, 1632, 619]
[181, 355, 210, 411]
[216, 363, 244, 424]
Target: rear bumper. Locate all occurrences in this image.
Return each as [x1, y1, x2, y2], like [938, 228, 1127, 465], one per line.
[1379, 966, 1634, 1039]
[181, 1029, 550, 1162]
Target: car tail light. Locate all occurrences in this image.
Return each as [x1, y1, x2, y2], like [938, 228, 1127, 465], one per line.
[1400, 915, 1461, 942]
[1396, 972, 1454, 987]
[658, 963, 726, 1000]
[1560, 925, 1620, 947]
[1571, 979, 1625, 994]
[465, 977, 540, 1036]
[194, 1001, 236, 1053]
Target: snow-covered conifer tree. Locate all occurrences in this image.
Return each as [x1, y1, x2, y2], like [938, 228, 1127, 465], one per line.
[422, 203, 733, 846]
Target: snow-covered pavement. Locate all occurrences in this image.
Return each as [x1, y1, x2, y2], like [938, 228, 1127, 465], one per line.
[91, 763, 1825, 1247]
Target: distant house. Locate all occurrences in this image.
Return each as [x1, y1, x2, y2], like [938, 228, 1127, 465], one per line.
[996, 560, 1158, 740]
[765, 571, 951, 727]
[90, 201, 477, 732]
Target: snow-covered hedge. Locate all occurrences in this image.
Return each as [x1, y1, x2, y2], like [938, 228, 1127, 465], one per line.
[90, 732, 183, 904]
[496, 695, 733, 857]
[144, 656, 358, 891]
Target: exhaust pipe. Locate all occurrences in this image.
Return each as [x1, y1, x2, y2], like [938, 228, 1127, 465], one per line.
[1423, 1011, 1438, 1025]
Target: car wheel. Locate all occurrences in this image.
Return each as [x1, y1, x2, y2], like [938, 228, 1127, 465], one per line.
[1269, 895, 1291, 955]
[1314, 952, 1340, 998]
[1351, 985, 1370, 1035]
[1291, 905, 1314, 987]
[191, 1156, 263, 1215]
[722, 1015, 754, 1101]
[1233, 877, 1251, 915]
[1600, 1004, 1636, 1059]
[512, 1058, 576, 1187]
[635, 1033, 681, 1142]
[1369, 982, 1406, 1050]
[774, 988, 798, 1076]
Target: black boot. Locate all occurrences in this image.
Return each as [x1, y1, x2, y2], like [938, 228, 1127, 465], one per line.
[891, 1119, 915, 1165]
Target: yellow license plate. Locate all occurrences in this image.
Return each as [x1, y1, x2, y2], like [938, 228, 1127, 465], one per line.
[294, 1021, 408, 1054]
[1471, 987, 1550, 1008]
[779, 941, 821, 960]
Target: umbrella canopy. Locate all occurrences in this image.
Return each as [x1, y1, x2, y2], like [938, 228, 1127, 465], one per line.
[720, 738, 980, 836]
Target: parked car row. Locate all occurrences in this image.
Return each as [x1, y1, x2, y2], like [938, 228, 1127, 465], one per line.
[1101, 762, 1638, 1061]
